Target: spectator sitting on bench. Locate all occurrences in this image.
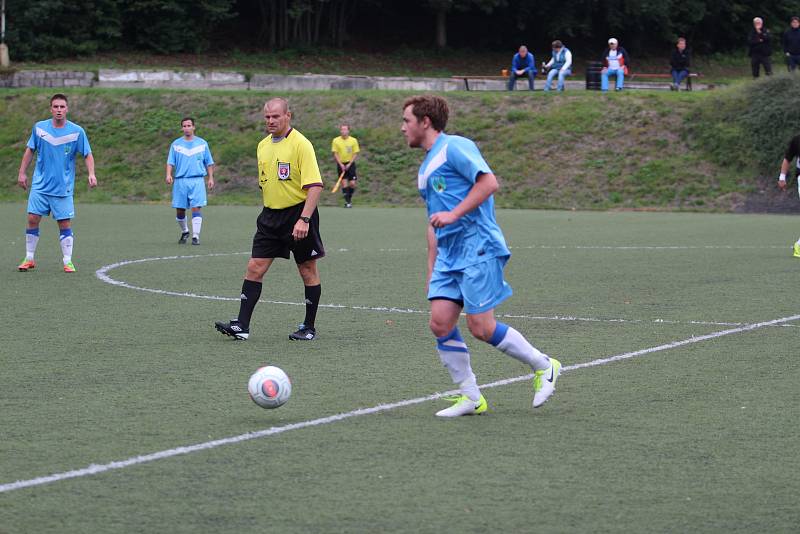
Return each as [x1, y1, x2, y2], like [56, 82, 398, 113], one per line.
[543, 40, 573, 92]
[670, 37, 691, 90]
[508, 45, 536, 91]
[601, 38, 630, 92]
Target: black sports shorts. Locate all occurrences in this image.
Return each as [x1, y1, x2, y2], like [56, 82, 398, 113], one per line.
[251, 201, 325, 264]
[336, 162, 357, 181]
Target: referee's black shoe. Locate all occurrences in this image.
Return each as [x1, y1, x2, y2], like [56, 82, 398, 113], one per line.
[289, 324, 316, 340]
[215, 319, 249, 340]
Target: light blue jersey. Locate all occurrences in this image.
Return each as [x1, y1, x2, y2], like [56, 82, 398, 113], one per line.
[26, 119, 91, 197]
[418, 133, 511, 272]
[167, 136, 214, 179]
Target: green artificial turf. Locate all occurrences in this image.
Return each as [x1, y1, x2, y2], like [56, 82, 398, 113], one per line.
[1, 204, 798, 532]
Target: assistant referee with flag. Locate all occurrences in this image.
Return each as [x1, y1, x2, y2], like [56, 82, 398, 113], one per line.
[215, 97, 325, 341]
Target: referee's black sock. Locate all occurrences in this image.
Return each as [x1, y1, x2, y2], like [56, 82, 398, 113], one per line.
[303, 284, 321, 329]
[347, 187, 355, 203]
[237, 279, 262, 329]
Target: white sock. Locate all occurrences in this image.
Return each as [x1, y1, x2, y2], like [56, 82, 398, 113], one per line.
[192, 214, 202, 238]
[796, 237, 800, 246]
[177, 217, 188, 233]
[25, 230, 39, 260]
[489, 323, 550, 371]
[59, 233, 73, 264]
[437, 328, 480, 401]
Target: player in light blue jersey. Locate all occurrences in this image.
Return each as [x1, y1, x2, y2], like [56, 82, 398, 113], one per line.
[166, 117, 215, 245]
[17, 94, 97, 273]
[401, 95, 562, 417]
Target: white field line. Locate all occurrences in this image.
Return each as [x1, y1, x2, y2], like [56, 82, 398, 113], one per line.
[94, 254, 798, 329]
[2, 311, 799, 495]
[363, 245, 788, 252]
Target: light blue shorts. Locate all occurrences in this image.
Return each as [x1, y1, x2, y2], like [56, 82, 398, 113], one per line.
[428, 256, 513, 314]
[27, 191, 75, 220]
[172, 177, 207, 209]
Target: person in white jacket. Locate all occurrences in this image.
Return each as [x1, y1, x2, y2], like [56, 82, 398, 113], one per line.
[543, 40, 573, 92]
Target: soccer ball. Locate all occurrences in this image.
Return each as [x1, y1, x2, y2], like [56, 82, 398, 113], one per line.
[248, 366, 292, 409]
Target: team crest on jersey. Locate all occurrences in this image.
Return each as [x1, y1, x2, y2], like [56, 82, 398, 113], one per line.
[278, 162, 291, 180]
[431, 175, 446, 193]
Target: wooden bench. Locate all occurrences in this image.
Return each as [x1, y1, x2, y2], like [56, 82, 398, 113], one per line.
[628, 72, 700, 91]
[451, 75, 509, 91]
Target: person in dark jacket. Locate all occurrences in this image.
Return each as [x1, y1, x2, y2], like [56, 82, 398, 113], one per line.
[508, 45, 536, 91]
[782, 16, 800, 71]
[748, 17, 773, 77]
[669, 37, 691, 90]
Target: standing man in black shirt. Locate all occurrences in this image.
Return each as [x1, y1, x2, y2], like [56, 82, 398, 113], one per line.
[748, 17, 773, 78]
[782, 16, 800, 71]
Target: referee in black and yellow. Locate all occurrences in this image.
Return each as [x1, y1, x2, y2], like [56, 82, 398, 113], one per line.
[215, 97, 324, 341]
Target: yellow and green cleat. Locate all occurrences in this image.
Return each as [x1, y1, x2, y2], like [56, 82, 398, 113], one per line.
[533, 357, 561, 408]
[793, 243, 800, 258]
[63, 261, 76, 273]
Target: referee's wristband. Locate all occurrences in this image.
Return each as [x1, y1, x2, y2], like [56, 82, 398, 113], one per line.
[779, 173, 786, 181]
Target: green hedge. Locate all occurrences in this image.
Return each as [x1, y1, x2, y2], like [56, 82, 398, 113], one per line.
[689, 73, 800, 175]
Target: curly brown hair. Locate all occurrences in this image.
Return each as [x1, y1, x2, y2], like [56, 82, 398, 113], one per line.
[402, 95, 449, 132]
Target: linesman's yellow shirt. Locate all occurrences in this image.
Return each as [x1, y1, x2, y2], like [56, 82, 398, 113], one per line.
[331, 135, 360, 163]
[257, 129, 323, 209]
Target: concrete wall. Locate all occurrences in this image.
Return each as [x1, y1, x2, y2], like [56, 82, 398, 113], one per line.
[96, 69, 248, 90]
[0, 69, 705, 91]
[0, 70, 94, 88]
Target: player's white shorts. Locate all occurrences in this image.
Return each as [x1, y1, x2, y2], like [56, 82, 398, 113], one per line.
[428, 256, 513, 314]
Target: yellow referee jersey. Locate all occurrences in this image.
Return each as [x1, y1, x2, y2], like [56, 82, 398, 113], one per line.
[257, 129, 323, 209]
[331, 135, 360, 164]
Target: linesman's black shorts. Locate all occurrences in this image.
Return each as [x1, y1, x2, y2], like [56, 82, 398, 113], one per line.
[336, 162, 357, 180]
[251, 201, 325, 264]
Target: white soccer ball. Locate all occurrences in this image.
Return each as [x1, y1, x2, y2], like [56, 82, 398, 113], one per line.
[248, 366, 292, 409]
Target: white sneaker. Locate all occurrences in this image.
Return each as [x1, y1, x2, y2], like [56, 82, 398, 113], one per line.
[435, 394, 487, 417]
[533, 358, 561, 408]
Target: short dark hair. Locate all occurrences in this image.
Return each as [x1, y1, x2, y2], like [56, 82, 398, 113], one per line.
[552, 40, 563, 48]
[181, 117, 195, 126]
[403, 95, 449, 132]
[50, 93, 68, 104]
[792, 16, 800, 23]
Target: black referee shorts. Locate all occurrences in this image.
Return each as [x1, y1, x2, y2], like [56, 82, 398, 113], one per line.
[336, 162, 357, 180]
[251, 202, 325, 264]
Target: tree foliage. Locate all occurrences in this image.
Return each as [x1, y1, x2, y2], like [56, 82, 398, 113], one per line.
[4, 0, 800, 61]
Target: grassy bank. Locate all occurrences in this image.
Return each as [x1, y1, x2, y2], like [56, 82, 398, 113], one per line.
[0, 86, 786, 211]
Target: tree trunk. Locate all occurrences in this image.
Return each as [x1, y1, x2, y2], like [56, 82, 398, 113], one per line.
[280, 0, 288, 48]
[336, 0, 348, 47]
[269, 0, 277, 48]
[313, 1, 323, 44]
[436, 8, 446, 49]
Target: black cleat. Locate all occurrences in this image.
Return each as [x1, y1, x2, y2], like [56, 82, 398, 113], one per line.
[179, 232, 190, 244]
[192, 236, 200, 245]
[289, 324, 316, 340]
[215, 320, 249, 340]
